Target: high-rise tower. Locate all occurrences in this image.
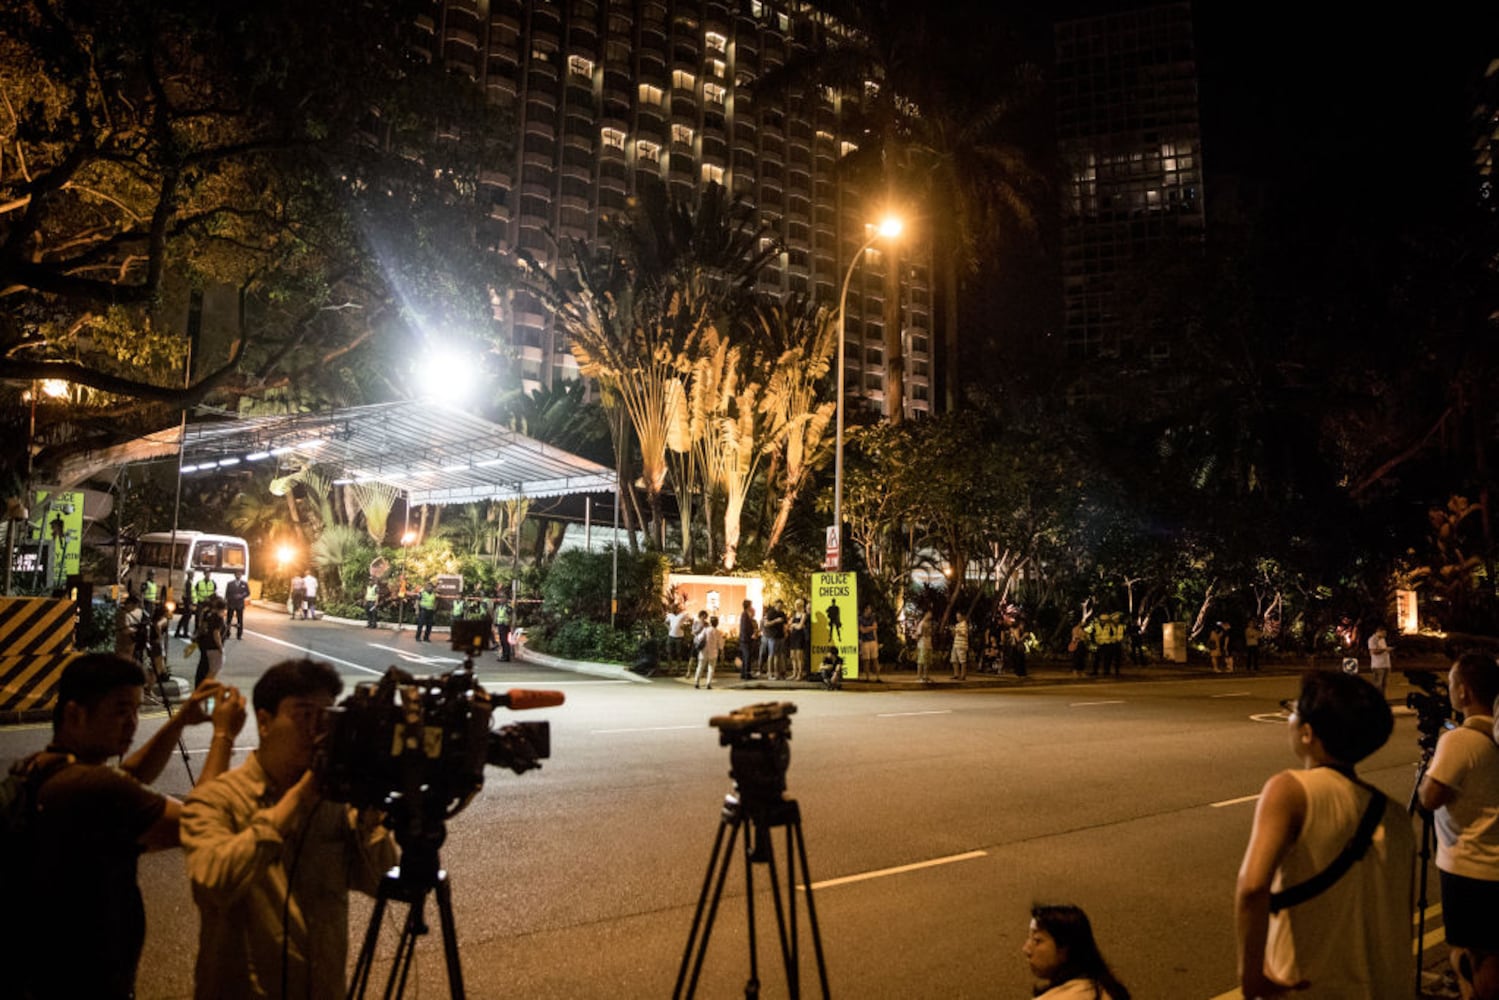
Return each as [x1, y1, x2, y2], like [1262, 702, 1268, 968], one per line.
[1054, 2, 1205, 371]
[417, 0, 931, 417]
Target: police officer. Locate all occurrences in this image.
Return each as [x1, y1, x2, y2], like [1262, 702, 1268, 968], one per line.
[141, 570, 159, 618]
[175, 570, 197, 638]
[363, 577, 380, 629]
[416, 581, 438, 642]
[494, 593, 513, 662]
[192, 573, 217, 636]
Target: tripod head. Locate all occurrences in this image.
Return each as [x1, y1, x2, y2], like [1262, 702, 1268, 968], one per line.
[711, 702, 795, 815]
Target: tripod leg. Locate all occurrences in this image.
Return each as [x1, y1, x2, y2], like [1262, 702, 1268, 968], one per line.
[385, 899, 427, 1000]
[435, 872, 466, 999]
[742, 818, 760, 999]
[790, 813, 832, 1000]
[349, 884, 392, 1000]
[760, 823, 798, 1000]
[675, 816, 742, 1000]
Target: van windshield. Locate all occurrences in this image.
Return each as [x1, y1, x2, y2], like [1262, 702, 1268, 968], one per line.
[139, 541, 190, 568]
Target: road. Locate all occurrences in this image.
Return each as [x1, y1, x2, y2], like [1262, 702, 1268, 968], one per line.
[0, 607, 1439, 999]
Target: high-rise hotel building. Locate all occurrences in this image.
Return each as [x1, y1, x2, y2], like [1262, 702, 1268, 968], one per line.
[416, 0, 932, 416]
[1054, 2, 1205, 367]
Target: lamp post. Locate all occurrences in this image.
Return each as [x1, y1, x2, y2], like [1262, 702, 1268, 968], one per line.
[833, 216, 902, 571]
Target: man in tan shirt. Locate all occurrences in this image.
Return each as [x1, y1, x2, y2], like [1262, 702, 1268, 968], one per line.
[182, 658, 395, 999]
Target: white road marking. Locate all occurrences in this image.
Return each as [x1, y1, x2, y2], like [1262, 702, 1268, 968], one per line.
[1210, 794, 1261, 808]
[247, 632, 384, 675]
[803, 850, 988, 891]
[368, 642, 462, 664]
[876, 710, 953, 718]
[592, 724, 702, 734]
[1249, 712, 1290, 724]
[1210, 691, 1251, 698]
[1069, 699, 1125, 707]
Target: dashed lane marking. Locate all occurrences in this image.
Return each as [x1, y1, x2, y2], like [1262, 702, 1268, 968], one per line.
[801, 850, 988, 891]
[1210, 794, 1261, 808]
[1069, 699, 1126, 707]
[1210, 691, 1251, 698]
[247, 632, 384, 675]
[592, 725, 702, 734]
[877, 710, 953, 718]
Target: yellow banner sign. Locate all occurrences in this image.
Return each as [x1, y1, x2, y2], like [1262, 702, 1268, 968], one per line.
[810, 572, 859, 680]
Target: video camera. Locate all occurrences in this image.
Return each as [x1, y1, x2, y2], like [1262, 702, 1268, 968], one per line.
[710, 702, 796, 809]
[1403, 669, 1454, 755]
[317, 667, 561, 824]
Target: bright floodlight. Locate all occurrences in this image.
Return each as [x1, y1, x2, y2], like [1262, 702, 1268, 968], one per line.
[275, 544, 297, 567]
[877, 216, 903, 239]
[41, 379, 68, 399]
[416, 345, 479, 402]
[401, 531, 417, 546]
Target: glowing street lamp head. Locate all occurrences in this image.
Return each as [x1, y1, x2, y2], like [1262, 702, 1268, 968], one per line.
[275, 544, 297, 568]
[40, 379, 69, 399]
[416, 344, 480, 402]
[401, 531, 417, 546]
[877, 216, 903, 240]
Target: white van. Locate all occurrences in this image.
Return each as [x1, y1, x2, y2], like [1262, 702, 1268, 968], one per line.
[126, 531, 251, 602]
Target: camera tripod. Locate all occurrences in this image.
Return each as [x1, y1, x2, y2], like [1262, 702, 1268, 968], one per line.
[349, 829, 466, 999]
[1410, 744, 1440, 1000]
[674, 790, 831, 999]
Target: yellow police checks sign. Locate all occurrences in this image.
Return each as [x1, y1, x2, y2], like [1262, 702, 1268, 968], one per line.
[810, 572, 858, 680]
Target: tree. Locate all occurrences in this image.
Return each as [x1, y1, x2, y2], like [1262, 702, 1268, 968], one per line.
[0, 0, 506, 480]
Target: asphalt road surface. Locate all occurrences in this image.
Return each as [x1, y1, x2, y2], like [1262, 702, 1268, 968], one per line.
[0, 606, 1440, 999]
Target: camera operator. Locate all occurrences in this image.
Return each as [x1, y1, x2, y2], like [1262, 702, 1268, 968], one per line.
[8, 653, 244, 1000]
[1417, 653, 1499, 1000]
[181, 658, 395, 1000]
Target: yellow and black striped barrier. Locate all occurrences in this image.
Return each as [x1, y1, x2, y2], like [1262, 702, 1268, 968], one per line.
[0, 597, 77, 725]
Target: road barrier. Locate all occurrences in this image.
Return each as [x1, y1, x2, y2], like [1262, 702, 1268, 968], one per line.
[0, 597, 77, 724]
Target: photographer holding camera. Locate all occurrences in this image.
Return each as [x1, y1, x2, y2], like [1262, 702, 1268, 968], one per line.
[1417, 653, 1499, 1000]
[181, 658, 395, 1000]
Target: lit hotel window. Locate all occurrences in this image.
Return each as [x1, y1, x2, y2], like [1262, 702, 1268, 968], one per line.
[601, 127, 626, 150]
[704, 82, 726, 105]
[672, 123, 694, 145]
[840, 140, 859, 157]
[702, 163, 724, 184]
[568, 55, 594, 78]
[637, 140, 661, 163]
[709, 58, 726, 79]
[639, 83, 664, 105]
[672, 69, 696, 92]
[705, 30, 727, 54]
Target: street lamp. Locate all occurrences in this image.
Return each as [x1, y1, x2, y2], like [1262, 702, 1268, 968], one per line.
[833, 215, 902, 571]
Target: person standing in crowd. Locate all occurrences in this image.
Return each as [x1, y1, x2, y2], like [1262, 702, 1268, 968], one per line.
[1244, 618, 1263, 672]
[667, 602, 691, 670]
[1235, 671, 1414, 999]
[415, 580, 437, 642]
[182, 658, 395, 1000]
[950, 609, 970, 682]
[7, 654, 243, 1000]
[193, 596, 226, 688]
[1070, 619, 1090, 678]
[738, 600, 759, 680]
[289, 571, 305, 621]
[787, 599, 809, 682]
[858, 604, 880, 682]
[191, 573, 216, 635]
[363, 576, 380, 629]
[690, 609, 709, 658]
[176, 570, 197, 638]
[693, 615, 722, 690]
[115, 596, 144, 662]
[140, 569, 159, 618]
[224, 569, 250, 640]
[142, 605, 169, 684]
[914, 610, 934, 683]
[300, 569, 318, 620]
[761, 599, 788, 680]
[1007, 619, 1031, 679]
[1418, 652, 1499, 1000]
[1022, 904, 1132, 1000]
[1208, 621, 1227, 673]
[494, 592, 514, 661]
[1368, 623, 1392, 695]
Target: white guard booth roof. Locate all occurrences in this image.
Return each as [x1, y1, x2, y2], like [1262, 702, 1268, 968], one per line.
[170, 400, 616, 504]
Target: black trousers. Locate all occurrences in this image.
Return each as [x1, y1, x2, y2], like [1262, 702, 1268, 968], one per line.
[225, 605, 244, 638]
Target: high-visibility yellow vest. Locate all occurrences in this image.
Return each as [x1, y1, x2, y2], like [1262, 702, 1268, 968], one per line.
[193, 578, 215, 602]
[142, 581, 158, 602]
[419, 590, 437, 611]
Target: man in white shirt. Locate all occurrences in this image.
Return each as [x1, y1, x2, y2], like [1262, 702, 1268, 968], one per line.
[1367, 624, 1392, 695]
[300, 571, 318, 620]
[1419, 653, 1499, 1000]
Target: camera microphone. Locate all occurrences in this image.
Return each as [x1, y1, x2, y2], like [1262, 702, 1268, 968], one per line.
[494, 689, 565, 711]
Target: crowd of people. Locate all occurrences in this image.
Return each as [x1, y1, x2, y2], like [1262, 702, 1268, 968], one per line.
[20, 602, 1499, 997]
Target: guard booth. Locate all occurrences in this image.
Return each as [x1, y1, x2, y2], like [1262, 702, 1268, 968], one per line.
[0, 597, 78, 724]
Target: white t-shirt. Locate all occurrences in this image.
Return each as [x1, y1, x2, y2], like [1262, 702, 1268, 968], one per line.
[1265, 768, 1414, 998]
[1428, 716, 1499, 880]
[667, 611, 689, 639]
[303, 574, 318, 598]
[1367, 632, 1390, 670]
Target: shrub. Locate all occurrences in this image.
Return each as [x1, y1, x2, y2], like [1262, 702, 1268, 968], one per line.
[539, 547, 670, 629]
[527, 618, 644, 664]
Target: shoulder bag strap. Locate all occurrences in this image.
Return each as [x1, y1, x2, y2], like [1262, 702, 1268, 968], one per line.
[1269, 778, 1387, 914]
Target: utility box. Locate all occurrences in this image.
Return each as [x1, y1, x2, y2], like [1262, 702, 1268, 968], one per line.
[1162, 622, 1189, 663]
